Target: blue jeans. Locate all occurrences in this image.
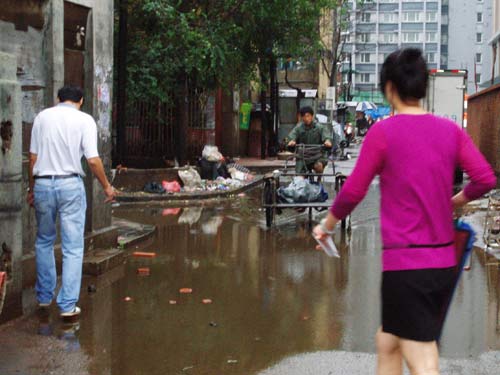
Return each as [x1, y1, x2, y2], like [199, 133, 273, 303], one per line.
[34, 176, 86, 313]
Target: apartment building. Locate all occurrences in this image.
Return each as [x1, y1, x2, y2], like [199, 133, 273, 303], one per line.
[490, 0, 500, 85]
[448, 0, 494, 93]
[342, 0, 447, 101]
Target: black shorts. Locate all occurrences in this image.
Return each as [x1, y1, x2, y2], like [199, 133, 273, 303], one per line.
[382, 267, 457, 342]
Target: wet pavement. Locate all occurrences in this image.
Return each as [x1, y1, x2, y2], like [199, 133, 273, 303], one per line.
[1, 181, 500, 374]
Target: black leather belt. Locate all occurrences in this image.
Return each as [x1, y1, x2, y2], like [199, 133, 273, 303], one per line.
[34, 174, 80, 180]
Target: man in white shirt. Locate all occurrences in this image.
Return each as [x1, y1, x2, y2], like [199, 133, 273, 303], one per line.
[27, 85, 116, 318]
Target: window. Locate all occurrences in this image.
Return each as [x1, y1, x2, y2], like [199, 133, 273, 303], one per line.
[426, 53, 436, 63]
[426, 32, 438, 43]
[357, 33, 373, 43]
[359, 73, 372, 83]
[341, 32, 352, 43]
[476, 53, 482, 63]
[402, 32, 421, 43]
[476, 33, 483, 43]
[477, 12, 483, 22]
[380, 12, 397, 23]
[360, 53, 371, 63]
[403, 12, 422, 23]
[360, 13, 372, 23]
[426, 12, 437, 22]
[475, 73, 481, 83]
[379, 33, 398, 43]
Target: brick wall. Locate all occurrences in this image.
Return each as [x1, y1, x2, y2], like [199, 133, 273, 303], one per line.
[467, 83, 500, 175]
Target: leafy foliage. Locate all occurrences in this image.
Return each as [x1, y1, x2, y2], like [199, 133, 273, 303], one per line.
[124, 0, 338, 101]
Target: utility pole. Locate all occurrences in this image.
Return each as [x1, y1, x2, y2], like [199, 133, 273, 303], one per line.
[347, 52, 353, 101]
[269, 58, 278, 156]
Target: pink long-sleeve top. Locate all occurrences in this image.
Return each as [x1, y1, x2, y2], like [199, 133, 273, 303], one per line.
[331, 114, 496, 271]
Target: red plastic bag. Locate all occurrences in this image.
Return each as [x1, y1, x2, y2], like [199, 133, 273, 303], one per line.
[162, 180, 181, 193]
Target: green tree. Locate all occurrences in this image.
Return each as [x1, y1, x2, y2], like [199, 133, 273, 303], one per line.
[124, 0, 337, 101]
[125, 0, 254, 102]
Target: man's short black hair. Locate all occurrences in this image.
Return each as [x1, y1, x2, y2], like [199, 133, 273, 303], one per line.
[300, 106, 314, 116]
[380, 48, 428, 101]
[57, 85, 84, 103]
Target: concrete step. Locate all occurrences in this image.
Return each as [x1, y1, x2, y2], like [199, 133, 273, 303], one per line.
[83, 248, 125, 276]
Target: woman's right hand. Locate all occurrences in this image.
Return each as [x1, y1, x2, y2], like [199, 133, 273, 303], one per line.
[313, 224, 329, 241]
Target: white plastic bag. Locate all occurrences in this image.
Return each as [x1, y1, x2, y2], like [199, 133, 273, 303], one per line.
[178, 167, 202, 189]
[202, 145, 223, 162]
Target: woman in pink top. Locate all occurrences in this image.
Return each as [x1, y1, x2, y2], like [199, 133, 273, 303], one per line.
[314, 48, 496, 375]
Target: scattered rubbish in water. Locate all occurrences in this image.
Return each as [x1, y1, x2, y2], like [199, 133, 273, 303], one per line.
[179, 288, 193, 294]
[182, 365, 194, 372]
[169, 300, 177, 305]
[254, 337, 262, 341]
[133, 251, 156, 258]
[238, 193, 246, 197]
[301, 316, 310, 321]
[227, 359, 238, 364]
[87, 284, 97, 293]
[202, 299, 212, 304]
[137, 267, 150, 276]
[162, 180, 181, 193]
[162, 208, 181, 216]
[191, 260, 200, 269]
[123, 296, 132, 302]
[209, 321, 218, 327]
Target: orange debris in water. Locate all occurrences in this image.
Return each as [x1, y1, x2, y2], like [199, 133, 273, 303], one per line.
[137, 267, 150, 276]
[169, 300, 177, 305]
[124, 296, 132, 302]
[133, 251, 156, 258]
[202, 299, 212, 304]
[179, 288, 193, 294]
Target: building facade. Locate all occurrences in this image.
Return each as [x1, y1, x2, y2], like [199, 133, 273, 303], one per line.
[490, 0, 500, 85]
[448, 0, 494, 93]
[0, 0, 114, 322]
[343, 0, 447, 101]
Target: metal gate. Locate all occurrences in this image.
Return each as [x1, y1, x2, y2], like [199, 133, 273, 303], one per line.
[117, 101, 176, 168]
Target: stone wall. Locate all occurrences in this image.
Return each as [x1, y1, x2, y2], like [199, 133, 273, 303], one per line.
[467, 83, 500, 175]
[0, 52, 23, 322]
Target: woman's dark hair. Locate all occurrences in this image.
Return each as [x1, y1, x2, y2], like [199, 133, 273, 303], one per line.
[380, 48, 428, 101]
[57, 85, 84, 103]
[300, 106, 314, 116]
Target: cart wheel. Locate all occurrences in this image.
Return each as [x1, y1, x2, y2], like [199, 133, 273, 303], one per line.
[264, 180, 275, 228]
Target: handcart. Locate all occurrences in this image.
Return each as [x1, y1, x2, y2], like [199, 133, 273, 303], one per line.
[262, 144, 348, 227]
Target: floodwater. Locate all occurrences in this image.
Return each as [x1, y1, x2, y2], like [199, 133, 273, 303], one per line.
[53, 187, 500, 374]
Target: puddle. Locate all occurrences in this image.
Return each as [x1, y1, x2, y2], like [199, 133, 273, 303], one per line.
[69, 186, 500, 374]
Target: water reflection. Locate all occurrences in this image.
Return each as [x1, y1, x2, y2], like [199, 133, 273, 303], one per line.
[72, 188, 500, 374]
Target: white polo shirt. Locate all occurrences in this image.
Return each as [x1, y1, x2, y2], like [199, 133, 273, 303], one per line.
[30, 103, 99, 177]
